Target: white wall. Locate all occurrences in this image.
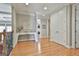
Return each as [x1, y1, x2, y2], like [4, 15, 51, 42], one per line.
[16, 13, 36, 32]
[50, 5, 71, 48]
[12, 7, 17, 48]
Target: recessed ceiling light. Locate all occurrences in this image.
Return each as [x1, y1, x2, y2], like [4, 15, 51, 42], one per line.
[43, 14, 45, 16]
[25, 3, 29, 5]
[44, 7, 47, 10]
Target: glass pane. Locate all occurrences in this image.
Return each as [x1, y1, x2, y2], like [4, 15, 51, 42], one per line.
[0, 4, 12, 33]
[6, 26, 12, 32]
[0, 26, 5, 32]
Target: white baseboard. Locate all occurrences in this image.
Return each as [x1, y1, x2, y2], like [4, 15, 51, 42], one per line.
[50, 38, 71, 48]
[13, 42, 17, 48]
[65, 45, 71, 48]
[18, 39, 35, 42]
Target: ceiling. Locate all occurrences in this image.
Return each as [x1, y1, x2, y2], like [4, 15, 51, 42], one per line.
[12, 3, 69, 19]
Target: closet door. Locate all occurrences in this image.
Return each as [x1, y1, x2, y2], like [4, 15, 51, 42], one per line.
[75, 5, 79, 48]
[50, 7, 67, 46]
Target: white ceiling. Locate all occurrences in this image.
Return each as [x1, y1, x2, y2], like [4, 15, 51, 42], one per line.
[12, 3, 69, 19]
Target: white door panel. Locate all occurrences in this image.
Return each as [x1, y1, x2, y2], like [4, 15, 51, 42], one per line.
[50, 7, 66, 46]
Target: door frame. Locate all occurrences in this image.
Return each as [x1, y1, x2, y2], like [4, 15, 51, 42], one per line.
[71, 4, 79, 48]
[73, 4, 79, 48]
[71, 4, 76, 48]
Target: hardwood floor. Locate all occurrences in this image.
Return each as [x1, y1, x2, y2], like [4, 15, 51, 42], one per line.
[0, 45, 3, 55]
[10, 38, 79, 56]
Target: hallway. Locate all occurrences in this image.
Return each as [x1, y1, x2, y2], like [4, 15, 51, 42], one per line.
[1, 3, 79, 56]
[10, 38, 79, 56]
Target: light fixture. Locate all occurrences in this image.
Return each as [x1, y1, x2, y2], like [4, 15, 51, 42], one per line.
[44, 6, 47, 10]
[43, 14, 45, 16]
[25, 3, 29, 5]
[37, 19, 41, 24]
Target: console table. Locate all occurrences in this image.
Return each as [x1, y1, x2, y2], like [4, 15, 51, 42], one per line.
[16, 32, 38, 42]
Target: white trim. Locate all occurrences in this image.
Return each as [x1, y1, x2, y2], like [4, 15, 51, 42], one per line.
[71, 4, 76, 48]
[50, 38, 70, 48]
[18, 39, 35, 42]
[12, 6, 18, 48]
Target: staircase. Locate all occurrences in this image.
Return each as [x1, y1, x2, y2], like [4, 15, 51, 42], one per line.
[0, 32, 13, 56]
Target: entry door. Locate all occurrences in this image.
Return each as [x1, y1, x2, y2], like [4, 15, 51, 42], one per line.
[76, 5, 79, 48]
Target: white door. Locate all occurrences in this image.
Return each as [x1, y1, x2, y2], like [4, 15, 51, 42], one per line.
[50, 7, 67, 46]
[75, 5, 79, 48]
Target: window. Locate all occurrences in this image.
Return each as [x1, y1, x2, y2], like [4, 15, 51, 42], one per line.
[0, 26, 5, 32]
[0, 13, 12, 32]
[0, 4, 12, 33]
[6, 25, 12, 32]
[0, 24, 12, 32]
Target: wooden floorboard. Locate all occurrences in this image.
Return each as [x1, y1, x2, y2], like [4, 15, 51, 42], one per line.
[10, 39, 79, 56]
